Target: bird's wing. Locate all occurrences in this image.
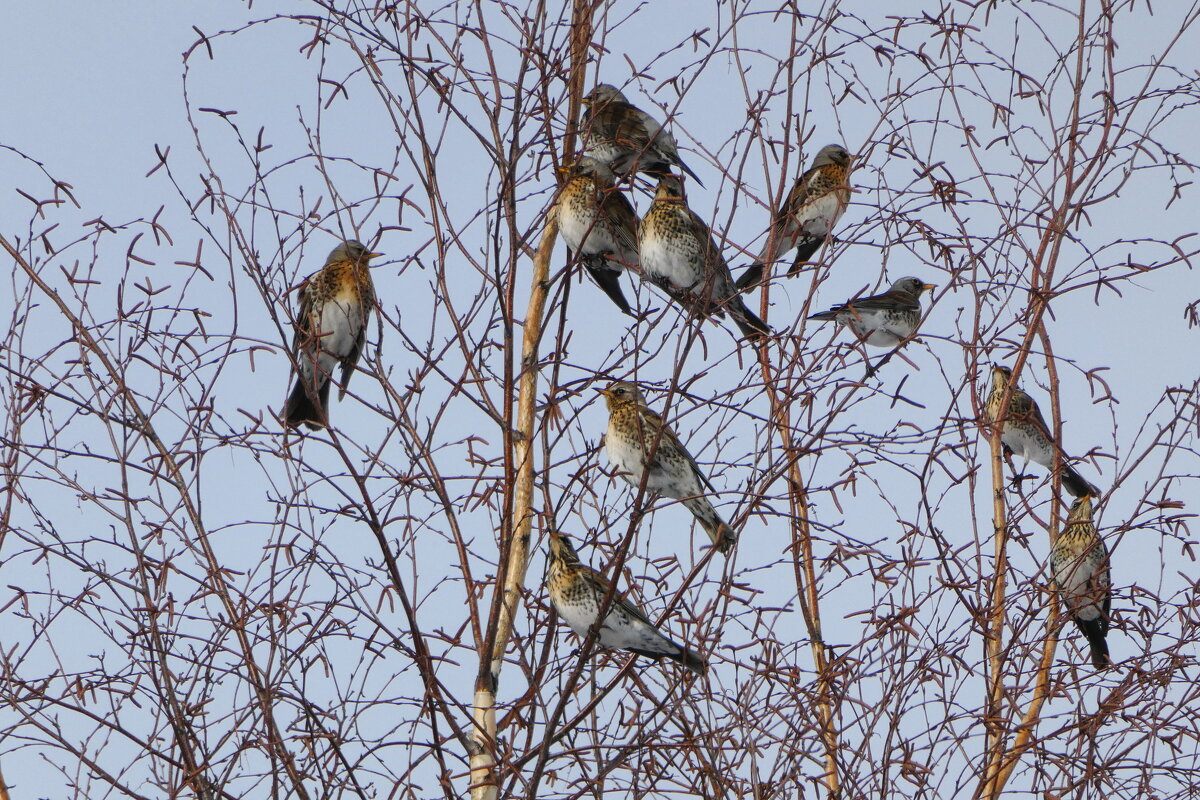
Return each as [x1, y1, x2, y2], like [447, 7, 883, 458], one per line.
[582, 564, 657, 628]
[1011, 388, 1055, 439]
[640, 404, 718, 494]
[841, 290, 919, 313]
[606, 103, 652, 153]
[291, 275, 319, 355]
[683, 209, 734, 281]
[778, 165, 822, 223]
[601, 186, 640, 263]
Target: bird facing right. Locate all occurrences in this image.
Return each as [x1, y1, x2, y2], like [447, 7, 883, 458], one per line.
[546, 532, 707, 676]
[737, 143, 853, 292]
[807, 276, 935, 347]
[639, 173, 770, 341]
[984, 364, 1099, 499]
[1050, 495, 1112, 669]
[284, 239, 380, 430]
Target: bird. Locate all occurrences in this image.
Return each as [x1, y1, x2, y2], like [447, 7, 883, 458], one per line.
[736, 143, 852, 292]
[581, 83, 703, 185]
[557, 156, 640, 316]
[984, 364, 1099, 498]
[807, 276, 935, 347]
[638, 173, 770, 341]
[1050, 495, 1112, 669]
[598, 380, 737, 554]
[546, 532, 707, 676]
[284, 239, 380, 430]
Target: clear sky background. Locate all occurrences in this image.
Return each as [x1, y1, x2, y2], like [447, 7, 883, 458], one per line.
[2, 1, 1199, 798]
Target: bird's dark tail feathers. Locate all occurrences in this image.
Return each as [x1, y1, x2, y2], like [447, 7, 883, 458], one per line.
[630, 645, 708, 677]
[1061, 463, 1099, 499]
[1075, 616, 1111, 669]
[676, 158, 705, 188]
[583, 257, 635, 316]
[285, 376, 330, 431]
[729, 297, 771, 342]
[735, 262, 766, 292]
[787, 236, 823, 275]
[669, 645, 708, 677]
[682, 497, 738, 554]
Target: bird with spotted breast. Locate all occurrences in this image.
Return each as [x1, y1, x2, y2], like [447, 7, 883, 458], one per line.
[984, 364, 1099, 498]
[1050, 495, 1112, 669]
[599, 381, 737, 554]
[284, 239, 380, 430]
[737, 143, 852, 292]
[639, 173, 769, 341]
[582, 83, 703, 185]
[546, 532, 707, 676]
[557, 156, 640, 316]
[807, 276, 935, 347]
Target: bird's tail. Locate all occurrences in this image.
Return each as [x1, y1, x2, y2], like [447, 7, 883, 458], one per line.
[734, 262, 766, 292]
[728, 297, 771, 342]
[668, 644, 708, 676]
[1075, 616, 1111, 669]
[787, 236, 823, 275]
[677, 158, 705, 188]
[807, 307, 841, 322]
[1061, 463, 1099, 499]
[285, 375, 330, 430]
[681, 496, 737, 554]
[583, 257, 635, 316]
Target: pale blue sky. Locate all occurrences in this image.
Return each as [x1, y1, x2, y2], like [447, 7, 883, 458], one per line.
[2, 2, 1198, 798]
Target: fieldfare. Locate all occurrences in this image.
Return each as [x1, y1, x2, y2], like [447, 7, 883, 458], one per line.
[1050, 495, 1112, 669]
[598, 381, 737, 554]
[984, 364, 1099, 498]
[807, 276, 935, 347]
[546, 532, 707, 676]
[557, 156, 640, 316]
[284, 239, 380, 430]
[737, 143, 852, 291]
[581, 83, 703, 184]
[639, 173, 770, 341]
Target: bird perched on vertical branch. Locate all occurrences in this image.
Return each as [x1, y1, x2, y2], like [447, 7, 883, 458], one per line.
[545, 532, 707, 676]
[598, 381, 737, 554]
[984, 364, 1099, 498]
[807, 276, 936, 346]
[581, 83, 703, 185]
[639, 173, 770, 341]
[557, 156, 640, 316]
[1050, 495, 1112, 669]
[737, 143, 852, 292]
[284, 239, 380, 430]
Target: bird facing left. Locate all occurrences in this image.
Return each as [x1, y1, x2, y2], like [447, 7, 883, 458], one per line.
[284, 239, 381, 430]
[546, 532, 707, 676]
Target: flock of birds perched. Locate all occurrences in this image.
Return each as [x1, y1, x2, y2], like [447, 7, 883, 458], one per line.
[278, 82, 1112, 678]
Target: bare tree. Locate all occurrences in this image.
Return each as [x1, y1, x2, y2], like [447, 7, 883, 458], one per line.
[2, 1, 1199, 799]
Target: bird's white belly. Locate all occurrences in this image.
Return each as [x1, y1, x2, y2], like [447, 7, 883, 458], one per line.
[640, 238, 701, 290]
[797, 192, 843, 237]
[562, 213, 629, 268]
[301, 295, 364, 383]
[606, 434, 675, 494]
[1002, 425, 1054, 469]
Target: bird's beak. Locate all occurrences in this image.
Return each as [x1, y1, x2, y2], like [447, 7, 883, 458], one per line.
[922, 283, 937, 292]
[596, 387, 612, 398]
[557, 165, 572, 175]
[581, 96, 592, 105]
[368, 252, 383, 259]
